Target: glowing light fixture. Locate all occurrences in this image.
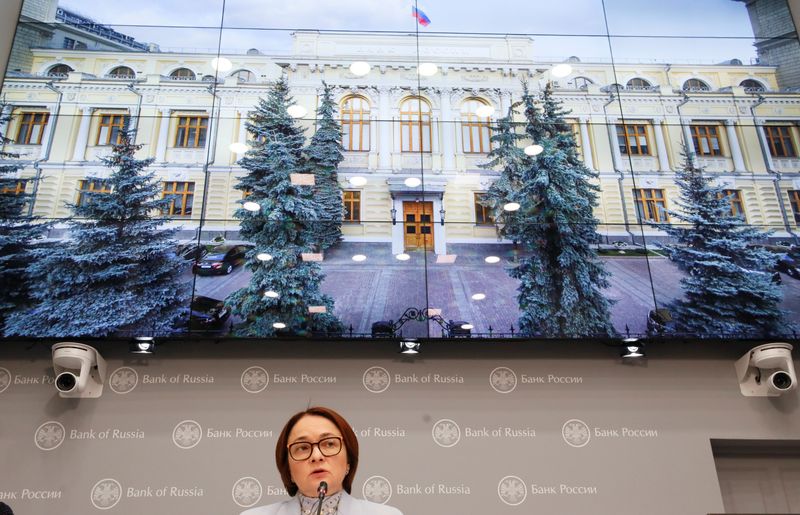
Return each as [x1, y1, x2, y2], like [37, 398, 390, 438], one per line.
[551, 63, 573, 78]
[273, 322, 286, 329]
[129, 337, 155, 354]
[460, 324, 474, 330]
[399, 339, 421, 354]
[349, 176, 367, 187]
[503, 202, 520, 212]
[264, 290, 280, 298]
[243, 201, 261, 212]
[211, 57, 232, 72]
[404, 177, 422, 187]
[352, 254, 367, 262]
[396, 253, 411, 261]
[287, 105, 307, 118]
[229, 142, 249, 154]
[349, 61, 371, 76]
[524, 144, 544, 156]
[621, 341, 645, 359]
[418, 63, 438, 77]
[256, 253, 272, 261]
[471, 293, 486, 301]
[475, 104, 495, 117]
[485, 256, 500, 264]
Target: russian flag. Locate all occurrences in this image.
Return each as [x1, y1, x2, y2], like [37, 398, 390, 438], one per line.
[412, 6, 431, 26]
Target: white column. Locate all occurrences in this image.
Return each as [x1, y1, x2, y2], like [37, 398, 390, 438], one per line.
[652, 118, 670, 171]
[578, 117, 595, 170]
[378, 87, 392, 170]
[237, 110, 249, 145]
[72, 107, 93, 161]
[499, 90, 510, 117]
[392, 107, 401, 159]
[155, 108, 171, 162]
[440, 89, 455, 170]
[391, 197, 404, 255]
[38, 104, 57, 160]
[724, 119, 746, 172]
[606, 119, 623, 170]
[755, 119, 776, 171]
[431, 116, 440, 155]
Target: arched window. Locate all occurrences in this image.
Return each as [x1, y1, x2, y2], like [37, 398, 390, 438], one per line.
[47, 64, 73, 77]
[569, 76, 593, 89]
[231, 70, 255, 83]
[626, 78, 652, 90]
[400, 97, 432, 153]
[739, 79, 766, 92]
[460, 98, 492, 154]
[108, 66, 135, 79]
[170, 68, 196, 80]
[341, 95, 370, 152]
[682, 78, 711, 91]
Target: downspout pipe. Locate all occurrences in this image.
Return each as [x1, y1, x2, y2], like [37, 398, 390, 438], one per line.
[603, 92, 636, 242]
[196, 83, 222, 241]
[751, 95, 797, 242]
[28, 81, 63, 217]
[126, 82, 143, 136]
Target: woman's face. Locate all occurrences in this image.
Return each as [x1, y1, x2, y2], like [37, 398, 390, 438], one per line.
[287, 415, 349, 497]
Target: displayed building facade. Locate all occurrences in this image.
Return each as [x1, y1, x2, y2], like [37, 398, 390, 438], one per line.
[2, 31, 800, 255]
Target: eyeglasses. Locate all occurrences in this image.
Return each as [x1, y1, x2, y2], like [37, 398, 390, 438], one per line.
[288, 436, 343, 461]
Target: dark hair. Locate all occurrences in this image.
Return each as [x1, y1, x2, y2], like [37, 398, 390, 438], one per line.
[0, 502, 13, 515]
[275, 406, 359, 497]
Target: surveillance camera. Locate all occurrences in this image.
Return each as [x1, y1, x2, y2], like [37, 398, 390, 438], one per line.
[51, 342, 107, 398]
[735, 343, 796, 397]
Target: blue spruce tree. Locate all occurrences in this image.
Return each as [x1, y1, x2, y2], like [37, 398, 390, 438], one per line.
[228, 76, 342, 336]
[654, 145, 785, 337]
[497, 83, 615, 337]
[0, 104, 50, 332]
[305, 82, 345, 250]
[5, 126, 190, 337]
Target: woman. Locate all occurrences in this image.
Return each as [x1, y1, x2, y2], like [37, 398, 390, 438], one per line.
[241, 406, 403, 515]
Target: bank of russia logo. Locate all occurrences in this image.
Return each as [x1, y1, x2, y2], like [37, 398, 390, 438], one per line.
[362, 475, 392, 505]
[109, 367, 138, 394]
[432, 418, 461, 448]
[172, 420, 203, 449]
[34, 421, 66, 451]
[362, 366, 391, 394]
[562, 419, 591, 448]
[91, 478, 122, 510]
[0, 367, 10, 394]
[489, 366, 517, 393]
[497, 475, 527, 506]
[232, 477, 262, 508]
[241, 366, 270, 393]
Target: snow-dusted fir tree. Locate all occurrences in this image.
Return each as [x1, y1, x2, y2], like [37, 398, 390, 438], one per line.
[0, 103, 50, 331]
[480, 102, 527, 240]
[305, 82, 344, 250]
[228, 76, 342, 336]
[503, 83, 615, 337]
[654, 145, 785, 337]
[5, 127, 190, 337]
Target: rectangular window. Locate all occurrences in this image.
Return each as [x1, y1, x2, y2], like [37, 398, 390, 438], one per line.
[162, 181, 194, 216]
[96, 114, 129, 146]
[789, 191, 800, 224]
[616, 123, 650, 155]
[174, 116, 208, 148]
[765, 126, 797, 158]
[474, 193, 494, 225]
[719, 189, 746, 220]
[15, 112, 49, 145]
[633, 188, 668, 222]
[0, 180, 26, 196]
[343, 190, 361, 222]
[691, 125, 723, 156]
[76, 179, 112, 207]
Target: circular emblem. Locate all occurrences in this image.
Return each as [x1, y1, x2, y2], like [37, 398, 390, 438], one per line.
[34, 421, 66, 451]
[362, 366, 391, 394]
[497, 475, 528, 506]
[431, 418, 461, 448]
[109, 367, 138, 394]
[232, 476, 263, 508]
[489, 366, 518, 394]
[362, 475, 392, 505]
[241, 366, 270, 394]
[562, 419, 591, 448]
[172, 420, 203, 449]
[90, 478, 122, 510]
[0, 367, 11, 394]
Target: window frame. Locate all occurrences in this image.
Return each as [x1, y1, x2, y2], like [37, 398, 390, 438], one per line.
[174, 115, 209, 148]
[461, 98, 492, 154]
[1, 180, 27, 196]
[616, 123, 652, 156]
[161, 181, 195, 217]
[47, 64, 73, 77]
[764, 125, 797, 158]
[76, 179, 112, 207]
[626, 78, 652, 90]
[108, 66, 135, 79]
[341, 95, 371, 152]
[343, 190, 361, 223]
[683, 78, 711, 92]
[400, 97, 432, 154]
[15, 111, 50, 145]
[719, 189, 746, 220]
[633, 188, 669, 222]
[96, 113, 129, 146]
[169, 68, 196, 80]
[474, 192, 495, 226]
[690, 124, 724, 157]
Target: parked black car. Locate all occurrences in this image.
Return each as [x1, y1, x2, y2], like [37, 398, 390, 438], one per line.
[192, 244, 251, 275]
[173, 296, 231, 332]
[175, 242, 208, 262]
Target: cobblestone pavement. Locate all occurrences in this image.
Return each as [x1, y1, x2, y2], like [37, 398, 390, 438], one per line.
[188, 242, 800, 338]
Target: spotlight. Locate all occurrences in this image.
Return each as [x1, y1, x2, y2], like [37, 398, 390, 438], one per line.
[349, 61, 371, 76]
[621, 340, 645, 359]
[130, 337, 156, 355]
[349, 176, 367, 187]
[503, 202, 520, 212]
[211, 57, 232, 72]
[243, 201, 261, 212]
[485, 256, 500, 264]
[404, 177, 422, 187]
[273, 322, 286, 329]
[287, 105, 307, 118]
[449, 321, 472, 338]
[524, 144, 544, 156]
[395, 253, 410, 261]
[417, 63, 438, 77]
[475, 104, 495, 118]
[399, 339, 421, 354]
[551, 63, 573, 78]
[229, 142, 249, 154]
[257, 252, 273, 261]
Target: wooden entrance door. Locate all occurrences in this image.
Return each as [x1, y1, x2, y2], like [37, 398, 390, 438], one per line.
[403, 201, 434, 250]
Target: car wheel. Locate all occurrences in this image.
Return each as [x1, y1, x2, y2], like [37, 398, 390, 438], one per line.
[225, 264, 233, 275]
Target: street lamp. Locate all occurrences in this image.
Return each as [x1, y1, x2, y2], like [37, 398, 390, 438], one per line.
[390, 207, 397, 226]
